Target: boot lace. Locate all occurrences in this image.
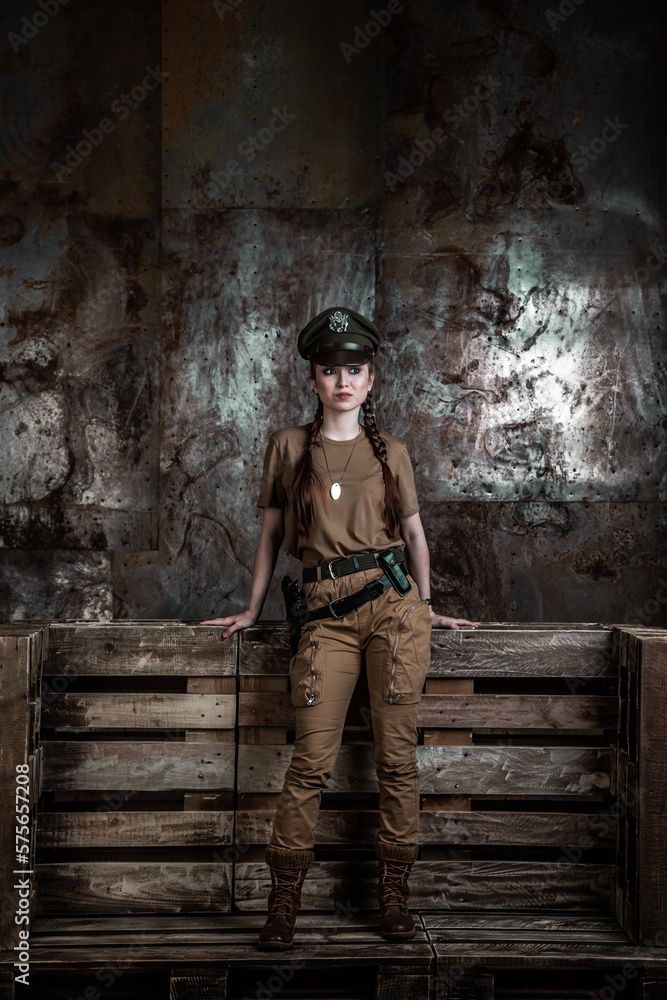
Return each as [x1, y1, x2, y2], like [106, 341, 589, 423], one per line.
[379, 860, 411, 910]
[269, 866, 303, 917]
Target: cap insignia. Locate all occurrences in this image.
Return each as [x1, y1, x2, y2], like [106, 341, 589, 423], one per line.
[328, 310, 349, 333]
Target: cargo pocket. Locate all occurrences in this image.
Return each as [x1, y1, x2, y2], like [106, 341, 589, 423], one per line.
[289, 625, 324, 707]
[384, 599, 432, 704]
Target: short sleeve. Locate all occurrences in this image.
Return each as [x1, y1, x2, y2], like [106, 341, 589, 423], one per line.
[256, 434, 286, 509]
[394, 443, 420, 517]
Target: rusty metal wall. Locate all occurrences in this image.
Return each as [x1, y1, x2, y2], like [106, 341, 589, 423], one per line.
[1, 0, 665, 625]
[0, 0, 161, 618]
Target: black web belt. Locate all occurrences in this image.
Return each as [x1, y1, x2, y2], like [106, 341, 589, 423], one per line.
[303, 572, 386, 622]
[302, 547, 406, 583]
[283, 548, 412, 653]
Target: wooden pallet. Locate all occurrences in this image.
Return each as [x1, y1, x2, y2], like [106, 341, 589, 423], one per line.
[0, 913, 433, 999]
[0, 620, 666, 999]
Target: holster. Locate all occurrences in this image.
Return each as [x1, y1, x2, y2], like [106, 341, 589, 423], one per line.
[376, 547, 412, 596]
[281, 575, 310, 656]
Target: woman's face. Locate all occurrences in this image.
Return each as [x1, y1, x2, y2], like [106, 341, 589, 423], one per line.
[311, 362, 374, 413]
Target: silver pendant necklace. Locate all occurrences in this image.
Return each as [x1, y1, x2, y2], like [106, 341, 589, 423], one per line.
[321, 428, 362, 500]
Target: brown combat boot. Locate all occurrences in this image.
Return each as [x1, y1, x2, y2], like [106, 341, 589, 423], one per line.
[375, 840, 419, 940]
[257, 845, 315, 949]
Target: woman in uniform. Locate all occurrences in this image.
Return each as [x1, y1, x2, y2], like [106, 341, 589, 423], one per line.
[201, 306, 478, 949]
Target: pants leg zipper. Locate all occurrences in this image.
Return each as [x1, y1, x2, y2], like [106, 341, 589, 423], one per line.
[389, 600, 427, 704]
[306, 629, 316, 705]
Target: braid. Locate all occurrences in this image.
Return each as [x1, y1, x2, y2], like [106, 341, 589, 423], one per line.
[361, 396, 402, 538]
[291, 397, 324, 535]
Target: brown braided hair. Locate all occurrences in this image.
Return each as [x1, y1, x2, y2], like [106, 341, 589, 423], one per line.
[291, 361, 402, 538]
[290, 394, 325, 538]
[360, 393, 402, 537]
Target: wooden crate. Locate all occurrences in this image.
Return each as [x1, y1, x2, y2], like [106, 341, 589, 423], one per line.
[1, 620, 667, 1000]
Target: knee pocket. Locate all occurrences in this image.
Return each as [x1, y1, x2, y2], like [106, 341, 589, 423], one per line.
[289, 625, 325, 707]
[383, 598, 432, 704]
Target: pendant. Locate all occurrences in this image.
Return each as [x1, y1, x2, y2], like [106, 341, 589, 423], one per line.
[330, 482, 341, 500]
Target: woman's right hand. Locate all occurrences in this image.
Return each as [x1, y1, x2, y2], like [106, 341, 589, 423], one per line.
[199, 610, 257, 637]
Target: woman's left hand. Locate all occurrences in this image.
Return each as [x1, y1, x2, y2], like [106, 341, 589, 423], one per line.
[429, 609, 479, 629]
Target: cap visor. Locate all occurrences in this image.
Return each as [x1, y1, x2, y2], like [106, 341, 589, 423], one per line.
[313, 349, 372, 366]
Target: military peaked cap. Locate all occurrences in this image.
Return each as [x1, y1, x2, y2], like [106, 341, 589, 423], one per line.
[297, 307, 381, 365]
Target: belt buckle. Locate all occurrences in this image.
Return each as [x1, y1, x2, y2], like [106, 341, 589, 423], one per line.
[327, 558, 343, 580]
[368, 578, 386, 599]
[328, 595, 347, 618]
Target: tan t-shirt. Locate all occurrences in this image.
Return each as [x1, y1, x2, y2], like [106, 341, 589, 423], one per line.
[256, 423, 420, 567]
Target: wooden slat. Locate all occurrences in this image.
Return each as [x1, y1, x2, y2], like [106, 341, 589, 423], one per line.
[239, 675, 288, 745]
[0, 624, 49, 678]
[423, 678, 473, 747]
[0, 632, 42, 951]
[170, 969, 227, 1000]
[430, 938, 667, 968]
[238, 691, 618, 729]
[422, 912, 623, 932]
[637, 638, 667, 946]
[185, 677, 236, 744]
[418, 694, 617, 729]
[239, 625, 617, 677]
[41, 742, 236, 790]
[376, 964, 432, 1000]
[429, 629, 617, 677]
[239, 624, 291, 675]
[237, 744, 610, 796]
[42, 693, 236, 729]
[30, 912, 422, 938]
[35, 863, 232, 913]
[25, 911, 622, 937]
[421, 796, 471, 812]
[616, 629, 634, 937]
[234, 860, 612, 911]
[0, 936, 433, 967]
[44, 624, 237, 676]
[234, 808, 617, 847]
[38, 811, 235, 849]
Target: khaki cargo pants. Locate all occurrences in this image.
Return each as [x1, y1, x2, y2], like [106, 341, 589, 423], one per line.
[269, 564, 432, 850]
